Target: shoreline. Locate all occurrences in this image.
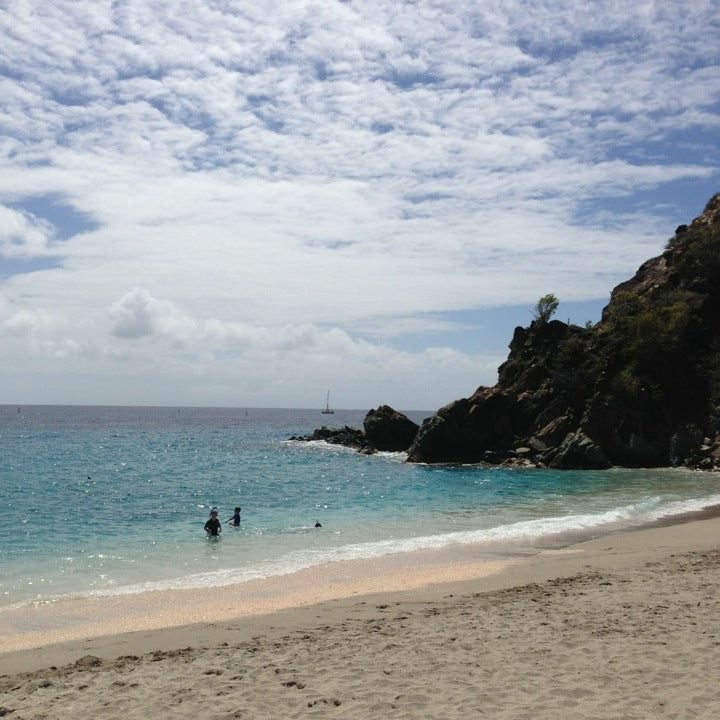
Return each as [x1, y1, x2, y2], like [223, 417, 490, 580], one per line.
[3, 505, 720, 675]
[3, 498, 719, 658]
[3, 484, 718, 611]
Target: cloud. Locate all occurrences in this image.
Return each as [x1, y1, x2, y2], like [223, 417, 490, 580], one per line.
[4, 307, 56, 336]
[0, 285, 504, 407]
[0, 205, 56, 258]
[108, 287, 465, 358]
[109, 287, 195, 339]
[0, 1, 718, 406]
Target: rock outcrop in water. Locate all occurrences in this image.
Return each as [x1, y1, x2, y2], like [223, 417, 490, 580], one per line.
[291, 406, 418, 454]
[290, 425, 373, 453]
[407, 193, 720, 469]
[363, 405, 419, 451]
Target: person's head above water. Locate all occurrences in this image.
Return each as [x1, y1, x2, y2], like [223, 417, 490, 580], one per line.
[234, 507, 241, 513]
[210, 510, 218, 517]
[314, 520, 321, 528]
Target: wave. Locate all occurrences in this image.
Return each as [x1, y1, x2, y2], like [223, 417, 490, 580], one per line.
[11, 490, 714, 604]
[286, 438, 407, 461]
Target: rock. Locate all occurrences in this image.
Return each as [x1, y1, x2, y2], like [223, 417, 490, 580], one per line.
[406, 400, 469, 463]
[504, 456, 529, 467]
[75, 655, 103, 668]
[629, 433, 666, 466]
[669, 425, 704, 466]
[292, 410, 418, 454]
[291, 425, 371, 452]
[483, 450, 505, 464]
[407, 390, 518, 463]
[527, 436, 548, 453]
[550, 432, 611, 470]
[535, 415, 574, 446]
[363, 405, 419, 451]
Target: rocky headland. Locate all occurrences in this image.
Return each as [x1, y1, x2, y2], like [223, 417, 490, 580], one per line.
[296, 194, 720, 470]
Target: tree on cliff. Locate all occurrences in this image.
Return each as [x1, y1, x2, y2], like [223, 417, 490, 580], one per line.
[533, 293, 559, 324]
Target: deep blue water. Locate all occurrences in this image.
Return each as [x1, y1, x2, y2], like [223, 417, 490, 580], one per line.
[1, 405, 719, 607]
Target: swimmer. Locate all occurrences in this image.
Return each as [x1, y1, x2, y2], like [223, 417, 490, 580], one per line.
[204, 509, 222, 537]
[227, 506, 241, 526]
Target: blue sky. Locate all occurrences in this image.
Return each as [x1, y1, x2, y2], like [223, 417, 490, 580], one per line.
[0, 1, 718, 409]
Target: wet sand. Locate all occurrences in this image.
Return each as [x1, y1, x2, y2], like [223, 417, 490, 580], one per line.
[2, 515, 720, 718]
[0, 546, 518, 655]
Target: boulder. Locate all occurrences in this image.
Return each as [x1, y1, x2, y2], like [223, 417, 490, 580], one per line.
[363, 405, 419, 451]
[526, 435, 548, 453]
[407, 390, 518, 463]
[535, 415, 574, 446]
[406, 400, 471, 463]
[549, 432, 611, 470]
[669, 425, 704, 466]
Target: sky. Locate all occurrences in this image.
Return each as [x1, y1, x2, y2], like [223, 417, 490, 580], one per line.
[0, 1, 718, 411]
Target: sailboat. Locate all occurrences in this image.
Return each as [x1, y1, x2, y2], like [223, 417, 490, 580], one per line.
[321, 391, 335, 414]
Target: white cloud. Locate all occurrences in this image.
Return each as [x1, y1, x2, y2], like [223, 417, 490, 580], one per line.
[0, 205, 56, 257]
[109, 287, 196, 339]
[4, 307, 56, 336]
[0, 1, 718, 406]
[0, 285, 504, 407]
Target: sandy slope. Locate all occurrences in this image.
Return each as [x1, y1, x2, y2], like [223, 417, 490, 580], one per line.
[2, 517, 720, 719]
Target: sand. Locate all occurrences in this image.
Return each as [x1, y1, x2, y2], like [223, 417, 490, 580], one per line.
[2, 516, 720, 719]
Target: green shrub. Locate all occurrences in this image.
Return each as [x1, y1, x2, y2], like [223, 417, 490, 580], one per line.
[556, 334, 588, 368]
[533, 293, 559, 324]
[600, 289, 693, 355]
[614, 366, 641, 398]
[676, 224, 720, 284]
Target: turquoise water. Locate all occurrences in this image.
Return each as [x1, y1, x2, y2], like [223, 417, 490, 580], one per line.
[2, 405, 720, 607]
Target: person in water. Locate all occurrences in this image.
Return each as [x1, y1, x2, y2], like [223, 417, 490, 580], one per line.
[314, 520, 322, 528]
[227, 507, 241, 526]
[204, 509, 222, 537]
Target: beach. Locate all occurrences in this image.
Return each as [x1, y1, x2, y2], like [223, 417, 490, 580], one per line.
[3, 513, 720, 719]
[3, 0, 720, 716]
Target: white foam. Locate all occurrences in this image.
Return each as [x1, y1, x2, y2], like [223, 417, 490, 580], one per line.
[5, 491, 720, 609]
[286, 439, 359, 454]
[69, 490, 720, 600]
[286, 439, 407, 461]
[646, 493, 720, 521]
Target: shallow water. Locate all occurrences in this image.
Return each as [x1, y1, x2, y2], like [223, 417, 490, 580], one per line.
[1, 405, 719, 607]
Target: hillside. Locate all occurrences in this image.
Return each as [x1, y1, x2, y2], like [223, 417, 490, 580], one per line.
[407, 193, 720, 469]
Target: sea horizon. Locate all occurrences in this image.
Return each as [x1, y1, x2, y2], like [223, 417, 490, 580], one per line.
[1, 403, 436, 412]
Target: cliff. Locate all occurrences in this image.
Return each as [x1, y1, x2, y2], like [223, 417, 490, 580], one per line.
[407, 193, 720, 469]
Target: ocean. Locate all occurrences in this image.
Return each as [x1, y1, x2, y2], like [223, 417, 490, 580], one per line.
[2, 404, 720, 610]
